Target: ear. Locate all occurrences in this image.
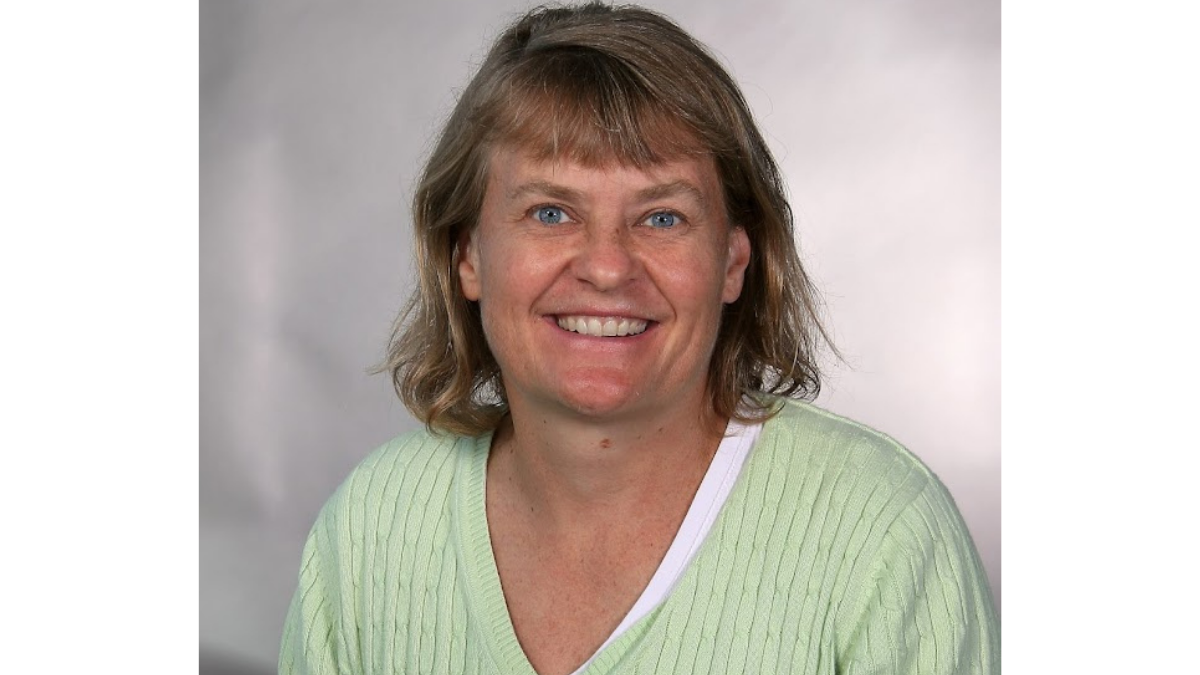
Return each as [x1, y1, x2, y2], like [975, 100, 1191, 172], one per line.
[721, 225, 751, 303]
[457, 228, 482, 301]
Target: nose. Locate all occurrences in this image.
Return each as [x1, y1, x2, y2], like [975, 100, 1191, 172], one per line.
[571, 225, 638, 291]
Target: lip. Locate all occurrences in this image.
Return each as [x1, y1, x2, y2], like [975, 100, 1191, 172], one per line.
[543, 314, 658, 340]
[545, 306, 653, 319]
[556, 314, 650, 337]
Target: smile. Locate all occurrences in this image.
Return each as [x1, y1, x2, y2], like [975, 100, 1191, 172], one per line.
[555, 315, 649, 337]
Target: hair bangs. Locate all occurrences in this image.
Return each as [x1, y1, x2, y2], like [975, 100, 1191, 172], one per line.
[482, 47, 704, 167]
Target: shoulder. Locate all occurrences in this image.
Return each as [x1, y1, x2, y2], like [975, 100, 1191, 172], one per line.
[760, 398, 942, 504]
[289, 427, 480, 626]
[280, 429, 483, 673]
[315, 427, 477, 538]
[754, 398, 985, 590]
[289, 427, 480, 583]
[334, 427, 466, 501]
[755, 399, 999, 671]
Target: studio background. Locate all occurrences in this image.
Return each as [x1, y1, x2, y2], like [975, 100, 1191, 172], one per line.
[200, 0, 999, 672]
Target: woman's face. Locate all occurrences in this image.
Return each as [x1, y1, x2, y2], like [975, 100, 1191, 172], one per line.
[458, 145, 750, 424]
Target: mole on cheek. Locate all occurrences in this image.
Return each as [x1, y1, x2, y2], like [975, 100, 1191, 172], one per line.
[600, 438, 611, 449]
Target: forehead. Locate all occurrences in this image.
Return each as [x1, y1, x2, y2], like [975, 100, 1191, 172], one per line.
[484, 145, 724, 205]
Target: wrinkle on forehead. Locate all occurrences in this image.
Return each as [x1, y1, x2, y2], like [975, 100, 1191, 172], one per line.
[504, 177, 711, 212]
[484, 145, 727, 226]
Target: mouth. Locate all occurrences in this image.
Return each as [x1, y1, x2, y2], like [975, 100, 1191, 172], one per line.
[555, 315, 650, 337]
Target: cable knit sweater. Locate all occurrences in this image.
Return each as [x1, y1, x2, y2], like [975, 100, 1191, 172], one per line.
[279, 399, 999, 674]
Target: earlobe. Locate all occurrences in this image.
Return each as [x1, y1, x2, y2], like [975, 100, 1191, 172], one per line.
[457, 230, 482, 301]
[722, 226, 751, 303]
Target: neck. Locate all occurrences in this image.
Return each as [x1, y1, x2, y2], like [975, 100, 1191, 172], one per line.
[489, 398, 726, 538]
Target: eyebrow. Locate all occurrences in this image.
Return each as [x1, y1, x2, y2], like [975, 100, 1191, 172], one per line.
[507, 180, 582, 203]
[506, 179, 710, 209]
[637, 180, 709, 209]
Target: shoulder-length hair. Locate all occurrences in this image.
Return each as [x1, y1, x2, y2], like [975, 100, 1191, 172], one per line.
[381, 2, 835, 436]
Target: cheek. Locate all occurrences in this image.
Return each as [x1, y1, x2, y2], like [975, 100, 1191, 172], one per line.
[471, 239, 518, 301]
[657, 250, 732, 305]
[497, 244, 565, 289]
[475, 292, 521, 371]
[475, 242, 559, 321]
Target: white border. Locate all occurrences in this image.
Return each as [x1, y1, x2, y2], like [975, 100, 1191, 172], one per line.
[1004, 0, 1199, 670]
[1, 4, 197, 672]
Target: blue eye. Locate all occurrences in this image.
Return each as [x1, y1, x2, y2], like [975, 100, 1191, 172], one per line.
[534, 206, 568, 225]
[646, 211, 680, 229]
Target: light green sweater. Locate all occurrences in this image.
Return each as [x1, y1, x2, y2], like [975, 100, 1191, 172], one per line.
[279, 400, 999, 674]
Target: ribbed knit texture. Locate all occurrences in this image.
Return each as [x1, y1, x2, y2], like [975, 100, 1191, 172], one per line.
[279, 399, 999, 674]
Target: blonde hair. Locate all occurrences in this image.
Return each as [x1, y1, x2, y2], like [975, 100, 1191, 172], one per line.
[382, 2, 835, 435]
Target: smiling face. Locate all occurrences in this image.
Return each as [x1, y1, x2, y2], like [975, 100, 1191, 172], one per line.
[457, 145, 751, 424]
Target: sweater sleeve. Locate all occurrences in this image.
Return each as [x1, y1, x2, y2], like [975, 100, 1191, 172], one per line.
[837, 476, 1000, 675]
[278, 482, 363, 675]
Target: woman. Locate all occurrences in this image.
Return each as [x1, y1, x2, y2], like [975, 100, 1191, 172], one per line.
[279, 3, 999, 674]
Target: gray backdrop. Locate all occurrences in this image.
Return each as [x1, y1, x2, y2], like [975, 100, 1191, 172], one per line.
[200, 0, 999, 671]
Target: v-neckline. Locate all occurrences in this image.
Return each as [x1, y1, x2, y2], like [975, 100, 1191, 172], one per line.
[451, 425, 764, 675]
[452, 431, 536, 674]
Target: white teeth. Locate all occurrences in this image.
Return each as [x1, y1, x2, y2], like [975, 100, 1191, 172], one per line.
[556, 315, 648, 337]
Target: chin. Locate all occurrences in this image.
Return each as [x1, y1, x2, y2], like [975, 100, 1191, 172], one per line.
[549, 379, 645, 420]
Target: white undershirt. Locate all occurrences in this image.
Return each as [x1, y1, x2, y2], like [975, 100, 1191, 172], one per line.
[568, 417, 762, 675]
